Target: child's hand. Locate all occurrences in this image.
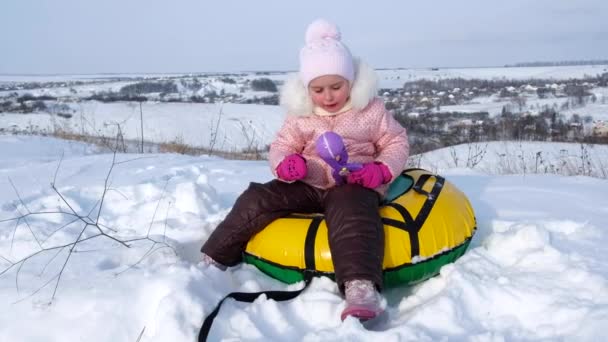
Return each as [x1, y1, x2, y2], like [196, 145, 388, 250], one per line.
[346, 162, 391, 189]
[277, 154, 307, 181]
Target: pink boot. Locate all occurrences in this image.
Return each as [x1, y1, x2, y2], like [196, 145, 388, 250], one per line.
[201, 253, 227, 271]
[340, 279, 384, 322]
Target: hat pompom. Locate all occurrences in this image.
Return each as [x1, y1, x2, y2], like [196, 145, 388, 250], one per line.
[305, 19, 341, 44]
[299, 19, 354, 86]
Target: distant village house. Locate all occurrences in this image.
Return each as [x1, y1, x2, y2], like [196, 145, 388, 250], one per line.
[593, 121, 608, 137]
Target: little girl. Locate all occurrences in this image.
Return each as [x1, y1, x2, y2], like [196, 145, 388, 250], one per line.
[201, 18, 409, 322]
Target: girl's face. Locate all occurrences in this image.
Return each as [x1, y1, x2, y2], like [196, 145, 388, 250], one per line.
[308, 75, 350, 113]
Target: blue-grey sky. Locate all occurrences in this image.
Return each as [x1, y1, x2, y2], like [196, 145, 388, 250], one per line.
[1, 0, 607, 74]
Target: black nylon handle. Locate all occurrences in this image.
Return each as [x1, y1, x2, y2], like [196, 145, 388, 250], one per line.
[198, 274, 313, 342]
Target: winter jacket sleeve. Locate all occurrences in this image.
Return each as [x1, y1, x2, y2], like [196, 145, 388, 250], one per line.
[371, 100, 410, 182]
[268, 116, 307, 177]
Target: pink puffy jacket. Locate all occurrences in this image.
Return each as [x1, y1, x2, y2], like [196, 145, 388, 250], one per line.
[269, 61, 409, 196]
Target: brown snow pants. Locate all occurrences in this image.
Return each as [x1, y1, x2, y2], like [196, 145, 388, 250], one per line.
[201, 180, 384, 292]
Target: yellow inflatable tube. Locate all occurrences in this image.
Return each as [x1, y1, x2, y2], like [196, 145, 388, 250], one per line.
[244, 168, 476, 287]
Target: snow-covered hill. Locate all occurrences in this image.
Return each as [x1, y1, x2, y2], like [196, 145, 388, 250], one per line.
[1, 135, 607, 341]
[2, 64, 608, 154]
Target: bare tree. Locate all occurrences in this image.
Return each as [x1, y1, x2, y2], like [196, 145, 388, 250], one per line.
[466, 143, 488, 168]
[238, 119, 260, 159]
[449, 146, 459, 167]
[208, 106, 224, 156]
[140, 102, 144, 154]
[0, 153, 175, 303]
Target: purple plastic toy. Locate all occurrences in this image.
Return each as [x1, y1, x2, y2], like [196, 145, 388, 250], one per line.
[316, 131, 362, 185]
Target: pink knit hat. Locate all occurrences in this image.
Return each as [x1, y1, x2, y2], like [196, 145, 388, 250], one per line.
[299, 19, 355, 86]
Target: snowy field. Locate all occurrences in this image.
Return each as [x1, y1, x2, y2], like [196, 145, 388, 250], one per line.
[1, 102, 285, 153]
[434, 93, 608, 120]
[2, 64, 608, 87]
[2, 64, 608, 152]
[414, 141, 608, 179]
[376, 64, 608, 88]
[1, 135, 607, 341]
[2, 100, 608, 156]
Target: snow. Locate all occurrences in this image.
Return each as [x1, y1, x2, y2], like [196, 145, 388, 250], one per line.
[414, 141, 608, 178]
[1, 135, 607, 341]
[3, 64, 608, 148]
[3, 64, 607, 91]
[375, 65, 608, 88]
[434, 90, 608, 121]
[1, 102, 285, 152]
[1, 66, 607, 341]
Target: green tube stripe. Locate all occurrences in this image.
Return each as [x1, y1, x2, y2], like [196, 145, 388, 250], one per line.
[243, 231, 474, 288]
[243, 253, 333, 284]
[383, 236, 472, 287]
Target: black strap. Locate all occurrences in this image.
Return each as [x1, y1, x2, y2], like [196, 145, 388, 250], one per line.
[414, 176, 444, 227]
[383, 203, 421, 257]
[200, 217, 321, 341]
[199, 174, 444, 340]
[381, 175, 445, 260]
[198, 273, 313, 342]
[304, 217, 322, 270]
[412, 174, 434, 197]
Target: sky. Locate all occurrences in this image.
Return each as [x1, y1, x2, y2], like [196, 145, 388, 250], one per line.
[0, 135, 607, 341]
[1, 0, 607, 74]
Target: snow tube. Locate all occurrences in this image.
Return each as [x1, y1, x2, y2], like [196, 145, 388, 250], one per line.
[243, 168, 476, 287]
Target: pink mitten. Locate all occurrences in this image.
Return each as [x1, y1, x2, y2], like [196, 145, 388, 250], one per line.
[346, 162, 392, 189]
[276, 154, 307, 181]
